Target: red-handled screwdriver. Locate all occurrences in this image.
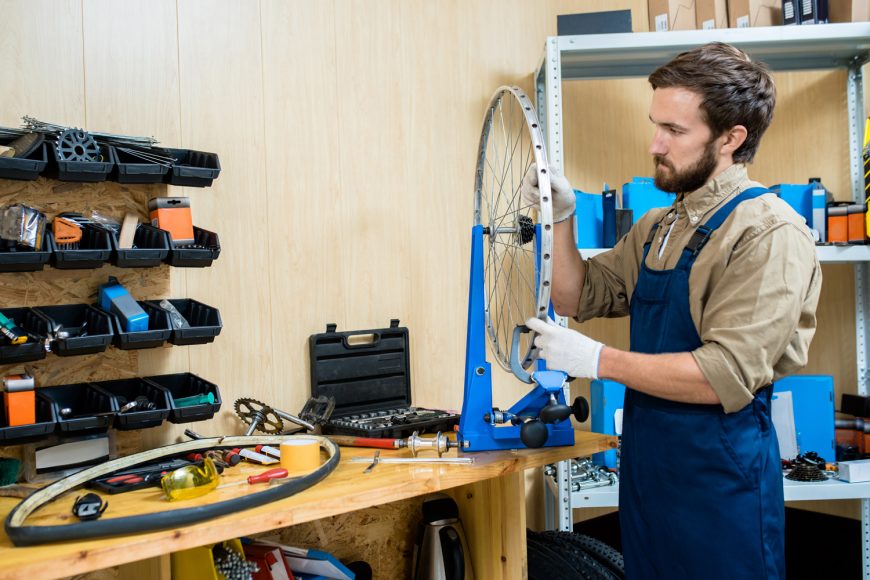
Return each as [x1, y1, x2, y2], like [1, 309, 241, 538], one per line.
[217, 467, 288, 489]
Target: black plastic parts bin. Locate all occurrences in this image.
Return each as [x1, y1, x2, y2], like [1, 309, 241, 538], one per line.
[0, 394, 56, 444]
[34, 304, 114, 356]
[163, 148, 221, 187]
[101, 300, 172, 350]
[145, 372, 221, 423]
[111, 224, 171, 268]
[0, 231, 52, 273]
[110, 146, 172, 184]
[0, 136, 48, 181]
[90, 377, 171, 430]
[0, 307, 49, 364]
[48, 225, 113, 269]
[154, 299, 222, 345]
[38, 384, 116, 434]
[166, 226, 221, 267]
[44, 142, 115, 182]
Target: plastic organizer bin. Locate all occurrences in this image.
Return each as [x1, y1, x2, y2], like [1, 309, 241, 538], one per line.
[171, 538, 244, 580]
[0, 135, 48, 181]
[33, 304, 114, 356]
[163, 148, 221, 187]
[90, 377, 170, 430]
[48, 224, 113, 269]
[38, 383, 115, 434]
[111, 223, 171, 268]
[0, 231, 52, 273]
[0, 394, 56, 444]
[152, 299, 222, 346]
[100, 300, 172, 350]
[44, 142, 115, 182]
[166, 226, 221, 267]
[145, 372, 221, 423]
[0, 307, 49, 364]
[110, 145, 172, 184]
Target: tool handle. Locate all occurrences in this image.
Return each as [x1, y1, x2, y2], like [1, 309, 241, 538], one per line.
[247, 468, 288, 484]
[327, 435, 401, 449]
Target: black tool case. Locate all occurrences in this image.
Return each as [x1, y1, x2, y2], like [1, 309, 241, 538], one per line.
[309, 319, 459, 438]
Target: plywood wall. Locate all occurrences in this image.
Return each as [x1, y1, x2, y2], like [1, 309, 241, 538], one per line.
[0, 0, 862, 563]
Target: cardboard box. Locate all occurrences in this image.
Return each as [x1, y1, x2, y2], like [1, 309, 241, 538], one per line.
[829, 0, 870, 21]
[839, 459, 870, 483]
[696, 0, 729, 27]
[728, 0, 782, 26]
[649, 0, 697, 30]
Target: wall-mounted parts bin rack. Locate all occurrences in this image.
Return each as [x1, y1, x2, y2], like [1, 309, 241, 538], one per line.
[166, 226, 221, 267]
[38, 383, 115, 435]
[100, 300, 173, 350]
[0, 299, 222, 365]
[44, 142, 116, 183]
[111, 224, 171, 268]
[534, 23, 870, 576]
[47, 225, 113, 269]
[0, 231, 51, 273]
[146, 372, 222, 423]
[0, 373, 221, 445]
[0, 139, 221, 188]
[162, 148, 221, 187]
[156, 299, 223, 346]
[0, 137, 48, 181]
[90, 377, 172, 430]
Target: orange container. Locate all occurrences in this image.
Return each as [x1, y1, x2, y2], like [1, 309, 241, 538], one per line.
[828, 205, 849, 244]
[3, 390, 35, 426]
[148, 197, 194, 245]
[848, 203, 868, 244]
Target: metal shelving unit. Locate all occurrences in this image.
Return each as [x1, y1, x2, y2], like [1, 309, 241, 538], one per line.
[534, 23, 870, 577]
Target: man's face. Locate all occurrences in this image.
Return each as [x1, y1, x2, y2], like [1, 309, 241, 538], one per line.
[648, 87, 723, 194]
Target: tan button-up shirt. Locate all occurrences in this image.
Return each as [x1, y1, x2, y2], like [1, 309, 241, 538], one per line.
[577, 164, 822, 413]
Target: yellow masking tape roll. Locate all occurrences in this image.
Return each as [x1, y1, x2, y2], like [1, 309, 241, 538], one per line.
[280, 438, 320, 474]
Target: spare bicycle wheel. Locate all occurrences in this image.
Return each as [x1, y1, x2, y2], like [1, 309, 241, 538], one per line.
[474, 86, 553, 374]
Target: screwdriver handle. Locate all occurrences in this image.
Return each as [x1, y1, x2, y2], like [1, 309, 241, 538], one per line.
[247, 468, 288, 484]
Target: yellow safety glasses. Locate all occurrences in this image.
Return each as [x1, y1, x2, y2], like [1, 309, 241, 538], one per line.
[161, 457, 219, 501]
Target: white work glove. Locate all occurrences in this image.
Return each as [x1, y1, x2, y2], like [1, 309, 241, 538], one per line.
[526, 317, 604, 379]
[520, 163, 576, 223]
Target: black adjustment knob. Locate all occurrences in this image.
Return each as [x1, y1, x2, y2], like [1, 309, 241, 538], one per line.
[572, 396, 590, 422]
[520, 420, 549, 448]
[539, 402, 571, 424]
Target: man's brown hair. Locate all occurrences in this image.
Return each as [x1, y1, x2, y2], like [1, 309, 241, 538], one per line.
[648, 42, 776, 164]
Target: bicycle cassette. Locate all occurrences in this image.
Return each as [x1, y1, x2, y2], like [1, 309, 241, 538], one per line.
[233, 397, 284, 434]
[55, 128, 100, 162]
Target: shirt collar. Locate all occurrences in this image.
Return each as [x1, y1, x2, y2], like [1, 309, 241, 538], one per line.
[676, 163, 747, 225]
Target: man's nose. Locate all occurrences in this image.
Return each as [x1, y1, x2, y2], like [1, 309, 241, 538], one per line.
[649, 129, 667, 156]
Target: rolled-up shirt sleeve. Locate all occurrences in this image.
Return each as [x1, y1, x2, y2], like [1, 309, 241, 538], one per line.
[692, 220, 821, 413]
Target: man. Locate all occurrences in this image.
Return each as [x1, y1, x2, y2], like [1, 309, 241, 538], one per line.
[521, 42, 821, 579]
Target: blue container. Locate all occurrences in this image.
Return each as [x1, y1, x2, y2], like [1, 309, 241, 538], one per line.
[575, 190, 604, 249]
[771, 183, 814, 228]
[99, 278, 149, 332]
[591, 379, 626, 469]
[622, 177, 675, 224]
[772, 375, 835, 461]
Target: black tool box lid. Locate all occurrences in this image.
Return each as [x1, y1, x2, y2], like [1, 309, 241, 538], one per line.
[309, 319, 411, 417]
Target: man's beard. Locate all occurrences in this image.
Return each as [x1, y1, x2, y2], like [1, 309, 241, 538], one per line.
[653, 137, 719, 194]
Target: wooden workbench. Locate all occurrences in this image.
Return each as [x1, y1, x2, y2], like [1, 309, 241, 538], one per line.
[0, 432, 615, 579]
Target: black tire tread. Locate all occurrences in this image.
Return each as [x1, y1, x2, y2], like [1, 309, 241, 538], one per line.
[540, 530, 625, 579]
[528, 530, 616, 580]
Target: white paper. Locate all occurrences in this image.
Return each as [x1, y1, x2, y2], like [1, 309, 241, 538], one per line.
[655, 14, 669, 32]
[771, 391, 799, 460]
[614, 408, 623, 436]
[736, 15, 750, 27]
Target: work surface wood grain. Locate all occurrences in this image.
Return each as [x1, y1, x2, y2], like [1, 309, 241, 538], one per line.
[0, 432, 614, 579]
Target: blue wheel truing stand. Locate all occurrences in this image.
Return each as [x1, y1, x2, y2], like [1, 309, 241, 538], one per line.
[457, 221, 574, 452]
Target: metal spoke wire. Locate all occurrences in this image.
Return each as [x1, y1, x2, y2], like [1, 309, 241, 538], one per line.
[473, 86, 553, 374]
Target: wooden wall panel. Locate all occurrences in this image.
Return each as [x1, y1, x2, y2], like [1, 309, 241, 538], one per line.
[175, 0, 270, 436]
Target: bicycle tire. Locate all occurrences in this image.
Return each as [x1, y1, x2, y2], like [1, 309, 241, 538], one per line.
[540, 530, 625, 579]
[528, 530, 615, 580]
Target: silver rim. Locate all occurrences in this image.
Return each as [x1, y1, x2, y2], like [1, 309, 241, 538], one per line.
[474, 86, 553, 373]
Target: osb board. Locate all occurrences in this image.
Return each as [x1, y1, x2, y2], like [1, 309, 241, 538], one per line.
[0, 176, 172, 470]
[263, 497, 424, 579]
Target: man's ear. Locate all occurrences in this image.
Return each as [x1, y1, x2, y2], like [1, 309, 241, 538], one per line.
[719, 125, 748, 156]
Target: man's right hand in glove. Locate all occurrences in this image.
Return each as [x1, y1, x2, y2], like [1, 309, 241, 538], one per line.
[520, 163, 576, 223]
